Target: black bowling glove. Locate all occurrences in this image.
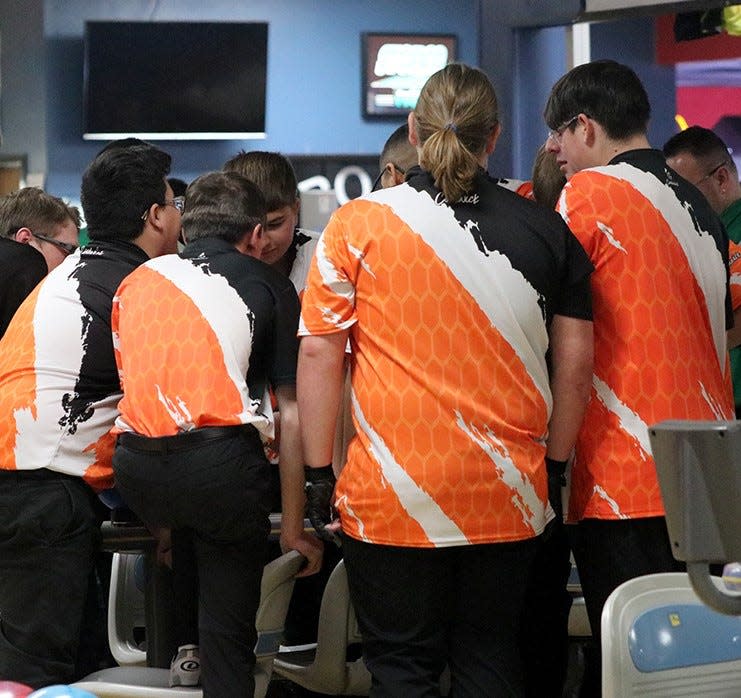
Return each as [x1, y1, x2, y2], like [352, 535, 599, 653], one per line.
[546, 457, 568, 522]
[304, 464, 337, 542]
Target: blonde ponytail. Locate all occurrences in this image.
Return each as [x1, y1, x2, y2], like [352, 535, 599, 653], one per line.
[413, 64, 499, 203]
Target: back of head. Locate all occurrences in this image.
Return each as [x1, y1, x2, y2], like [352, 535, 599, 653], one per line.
[0, 187, 80, 239]
[81, 141, 171, 242]
[182, 171, 267, 244]
[223, 150, 297, 211]
[544, 59, 650, 141]
[532, 145, 567, 210]
[380, 124, 418, 174]
[167, 177, 189, 198]
[663, 125, 736, 175]
[414, 63, 499, 203]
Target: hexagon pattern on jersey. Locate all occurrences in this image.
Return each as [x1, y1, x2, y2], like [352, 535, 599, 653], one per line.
[561, 168, 733, 521]
[302, 197, 551, 547]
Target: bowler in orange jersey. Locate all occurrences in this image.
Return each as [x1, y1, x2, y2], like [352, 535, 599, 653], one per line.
[545, 60, 733, 694]
[299, 64, 594, 697]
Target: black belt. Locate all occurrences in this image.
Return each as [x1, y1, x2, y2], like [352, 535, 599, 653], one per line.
[118, 424, 256, 454]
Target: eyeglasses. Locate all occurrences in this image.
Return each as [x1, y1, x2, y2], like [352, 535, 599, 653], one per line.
[140, 196, 186, 221]
[371, 164, 405, 192]
[30, 231, 78, 255]
[166, 196, 186, 214]
[694, 161, 728, 187]
[547, 115, 580, 143]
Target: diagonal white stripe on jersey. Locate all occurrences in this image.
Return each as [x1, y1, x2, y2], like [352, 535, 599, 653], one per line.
[369, 184, 552, 412]
[592, 375, 651, 459]
[455, 410, 547, 535]
[588, 162, 727, 371]
[139, 255, 262, 425]
[351, 390, 467, 547]
[14, 258, 119, 476]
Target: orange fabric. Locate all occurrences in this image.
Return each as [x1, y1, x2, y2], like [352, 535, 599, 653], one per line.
[113, 265, 246, 437]
[729, 239, 741, 311]
[0, 286, 42, 470]
[301, 194, 550, 547]
[561, 167, 733, 521]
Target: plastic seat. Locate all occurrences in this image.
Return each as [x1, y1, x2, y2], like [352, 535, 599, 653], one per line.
[601, 572, 741, 697]
[74, 549, 304, 698]
[273, 559, 372, 696]
[108, 552, 148, 666]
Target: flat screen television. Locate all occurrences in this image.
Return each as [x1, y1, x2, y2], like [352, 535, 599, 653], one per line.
[83, 21, 268, 140]
[362, 32, 457, 119]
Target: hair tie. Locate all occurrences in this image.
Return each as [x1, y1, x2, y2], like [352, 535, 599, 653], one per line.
[444, 122, 458, 133]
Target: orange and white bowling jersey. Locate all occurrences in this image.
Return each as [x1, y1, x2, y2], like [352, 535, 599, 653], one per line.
[300, 167, 593, 548]
[558, 149, 733, 522]
[729, 240, 741, 311]
[0, 240, 151, 491]
[113, 237, 300, 439]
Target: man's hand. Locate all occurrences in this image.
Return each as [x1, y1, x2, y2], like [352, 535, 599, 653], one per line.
[280, 530, 324, 577]
[546, 457, 568, 521]
[305, 464, 339, 543]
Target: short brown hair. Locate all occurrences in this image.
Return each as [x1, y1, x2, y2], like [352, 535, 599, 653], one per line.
[183, 171, 266, 244]
[223, 151, 298, 212]
[0, 187, 80, 239]
[532, 145, 566, 210]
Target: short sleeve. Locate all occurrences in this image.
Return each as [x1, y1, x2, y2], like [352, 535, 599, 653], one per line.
[268, 282, 301, 387]
[299, 210, 358, 336]
[553, 221, 594, 321]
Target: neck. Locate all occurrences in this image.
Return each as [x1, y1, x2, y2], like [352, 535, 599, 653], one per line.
[131, 226, 161, 259]
[599, 133, 651, 165]
[724, 193, 741, 214]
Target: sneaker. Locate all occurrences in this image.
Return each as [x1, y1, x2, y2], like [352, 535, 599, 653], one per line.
[169, 643, 201, 687]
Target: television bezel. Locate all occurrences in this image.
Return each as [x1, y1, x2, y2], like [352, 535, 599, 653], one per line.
[82, 20, 268, 141]
[361, 31, 458, 120]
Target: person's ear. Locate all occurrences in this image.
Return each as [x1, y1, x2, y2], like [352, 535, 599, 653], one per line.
[388, 164, 406, 186]
[14, 227, 32, 244]
[141, 204, 157, 227]
[407, 112, 419, 147]
[579, 113, 597, 147]
[244, 223, 264, 258]
[485, 123, 502, 156]
[716, 164, 732, 191]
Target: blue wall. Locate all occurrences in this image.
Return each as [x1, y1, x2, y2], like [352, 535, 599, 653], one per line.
[590, 16, 676, 151]
[512, 25, 568, 180]
[479, 9, 677, 180]
[43, 0, 480, 199]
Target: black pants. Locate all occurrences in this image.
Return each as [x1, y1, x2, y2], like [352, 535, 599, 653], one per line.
[569, 516, 684, 697]
[520, 520, 573, 698]
[342, 534, 537, 698]
[113, 427, 271, 698]
[0, 469, 100, 688]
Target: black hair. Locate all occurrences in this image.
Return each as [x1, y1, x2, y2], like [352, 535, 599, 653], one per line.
[380, 124, 418, 173]
[168, 177, 189, 198]
[81, 141, 171, 241]
[544, 60, 650, 141]
[663, 125, 736, 174]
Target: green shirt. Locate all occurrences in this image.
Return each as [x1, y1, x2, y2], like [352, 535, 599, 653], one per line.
[722, 198, 741, 409]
